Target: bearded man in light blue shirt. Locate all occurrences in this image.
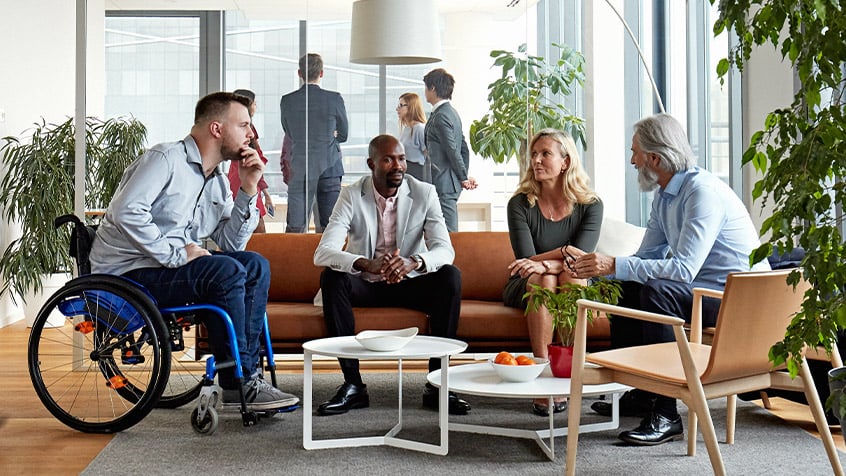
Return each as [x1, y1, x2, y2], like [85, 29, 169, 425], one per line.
[571, 113, 769, 447]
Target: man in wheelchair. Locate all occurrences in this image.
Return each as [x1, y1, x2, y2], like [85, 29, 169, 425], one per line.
[89, 91, 299, 412]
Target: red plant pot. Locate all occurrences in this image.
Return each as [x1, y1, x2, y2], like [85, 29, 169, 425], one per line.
[547, 343, 574, 378]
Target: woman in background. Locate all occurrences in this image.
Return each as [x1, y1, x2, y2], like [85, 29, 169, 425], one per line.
[229, 89, 274, 233]
[504, 128, 603, 416]
[396, 92, 430, 182]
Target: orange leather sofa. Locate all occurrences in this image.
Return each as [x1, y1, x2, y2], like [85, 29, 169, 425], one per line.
[245, 231, 611, 354]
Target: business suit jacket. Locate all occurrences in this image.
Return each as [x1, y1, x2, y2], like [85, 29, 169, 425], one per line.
[314, 175, 454, 276]
[279, 84, 348, 181]
[425, 101, 468, 196]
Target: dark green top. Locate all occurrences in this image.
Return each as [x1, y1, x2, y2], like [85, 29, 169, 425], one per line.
[503, 193, 604, 307]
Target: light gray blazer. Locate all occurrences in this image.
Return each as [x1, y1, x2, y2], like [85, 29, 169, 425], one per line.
[424, 101, 468, 195]
[313, 175, 454, 276]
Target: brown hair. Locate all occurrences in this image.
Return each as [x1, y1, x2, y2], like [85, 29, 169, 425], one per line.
[423, 68, 455, 99]
[194, 92, 251, 124]
[299, 53, 323, 82]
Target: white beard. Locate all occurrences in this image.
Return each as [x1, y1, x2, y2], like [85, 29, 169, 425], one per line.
[637, 164, 660, 192]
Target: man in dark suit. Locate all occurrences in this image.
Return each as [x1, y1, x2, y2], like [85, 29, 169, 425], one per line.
[280, 53, 349, 233]
[423, 68, 477, 232]
[313, 134, 470, 416]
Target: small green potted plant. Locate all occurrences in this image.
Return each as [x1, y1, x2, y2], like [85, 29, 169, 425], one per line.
[524, 278, 622, 377]
[0, 116, 146, 323]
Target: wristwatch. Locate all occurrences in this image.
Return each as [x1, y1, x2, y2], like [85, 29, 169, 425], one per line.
[411, 254, 424, 271]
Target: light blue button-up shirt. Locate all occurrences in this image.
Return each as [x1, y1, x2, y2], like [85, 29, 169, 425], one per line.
[90, 135, 258, 275]
[615, 167, 769, 289]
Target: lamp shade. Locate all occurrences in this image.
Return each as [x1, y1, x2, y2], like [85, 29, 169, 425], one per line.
[350, 0, 442, 65]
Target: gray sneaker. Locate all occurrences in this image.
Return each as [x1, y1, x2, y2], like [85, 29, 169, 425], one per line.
[223, 377, 299, 411]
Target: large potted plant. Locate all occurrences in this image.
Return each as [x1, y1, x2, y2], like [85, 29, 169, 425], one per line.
[524, 278, 621, 377]
[713, 3, 846, 377]
[469, 42, 586, 176]
[0, 116, 146, 323]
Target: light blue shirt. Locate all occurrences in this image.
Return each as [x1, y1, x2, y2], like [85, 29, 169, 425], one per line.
[615, 167, 769, 289]
[90, 135, 258, 275]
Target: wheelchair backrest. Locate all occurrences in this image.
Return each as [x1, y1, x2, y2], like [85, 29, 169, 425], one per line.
[54, 214, 97, 276]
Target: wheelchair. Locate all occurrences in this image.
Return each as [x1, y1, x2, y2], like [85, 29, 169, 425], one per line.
[27, 214, 292, 435]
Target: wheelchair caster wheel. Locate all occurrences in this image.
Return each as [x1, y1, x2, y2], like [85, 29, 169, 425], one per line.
[242, 411, 258, 427]
[191, 406, 218, 435]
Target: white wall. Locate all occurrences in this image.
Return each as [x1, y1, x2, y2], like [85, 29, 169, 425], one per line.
[0, 0, 103, 327]
[583, 0, 627, 221]
[742, 42, 794, 234]
[0, 1, 77, 326]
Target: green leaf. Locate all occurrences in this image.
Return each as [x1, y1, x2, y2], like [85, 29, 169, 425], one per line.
[471, 42, 586, 164]
[716, 58, 730, 77]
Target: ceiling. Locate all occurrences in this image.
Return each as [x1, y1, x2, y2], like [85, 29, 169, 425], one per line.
[104, 0, 538, 21]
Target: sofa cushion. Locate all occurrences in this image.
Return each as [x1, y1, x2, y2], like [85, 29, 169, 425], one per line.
[450, 231, 513, 301]
[595, 217, 645, 256]
[247, 233, 322, 302]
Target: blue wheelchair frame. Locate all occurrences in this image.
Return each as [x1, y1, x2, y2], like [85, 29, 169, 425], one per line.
[44, 213, 289, 434]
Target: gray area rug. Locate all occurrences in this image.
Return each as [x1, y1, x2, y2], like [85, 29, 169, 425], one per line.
[83, 371, 844, 475]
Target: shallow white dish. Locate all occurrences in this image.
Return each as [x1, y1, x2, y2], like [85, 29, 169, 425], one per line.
[355, 327, 418, 351]
[489, 355, 549, 382]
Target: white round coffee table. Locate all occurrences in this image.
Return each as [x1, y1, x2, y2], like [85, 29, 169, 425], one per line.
[427, 362, 629, 460]
[302, 335, 467, 455]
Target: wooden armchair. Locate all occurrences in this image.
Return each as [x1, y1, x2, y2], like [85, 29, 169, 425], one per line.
[565, 269, 843, 476]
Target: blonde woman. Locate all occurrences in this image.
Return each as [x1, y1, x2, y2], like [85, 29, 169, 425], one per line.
[504, 128, 603, 416]
[396, 92, 430, 182]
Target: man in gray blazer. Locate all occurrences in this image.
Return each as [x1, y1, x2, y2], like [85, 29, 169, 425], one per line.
[423, 68, 476, 232]
[313, 134, 470, 416]
[280, 53, 349, 233]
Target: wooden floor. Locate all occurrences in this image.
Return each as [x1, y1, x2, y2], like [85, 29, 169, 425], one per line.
[0, 320, 842, 475]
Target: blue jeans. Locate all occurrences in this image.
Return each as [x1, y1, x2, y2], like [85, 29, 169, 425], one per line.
[123, 251, 270, 389]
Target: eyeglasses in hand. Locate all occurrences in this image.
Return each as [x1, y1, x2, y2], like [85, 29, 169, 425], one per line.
[561, 243, 576, 272]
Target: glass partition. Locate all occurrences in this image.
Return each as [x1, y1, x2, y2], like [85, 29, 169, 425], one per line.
[103, 1, 743, 233]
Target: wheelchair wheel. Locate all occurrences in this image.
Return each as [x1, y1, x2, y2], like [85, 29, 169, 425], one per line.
[156, 312, 204, 409]
[28, 275, 171, 433]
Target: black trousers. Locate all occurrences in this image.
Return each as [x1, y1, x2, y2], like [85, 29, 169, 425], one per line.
[320, 265, 462, 384]
[610, 279, 722, 416]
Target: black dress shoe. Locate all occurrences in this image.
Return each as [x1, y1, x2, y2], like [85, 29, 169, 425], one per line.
[317, 382, 369, 416]
[591, 390, 655, 417]
[618, 412, 684, 446]
[532, 400, 568, 417]
[422, 383, 471, 415]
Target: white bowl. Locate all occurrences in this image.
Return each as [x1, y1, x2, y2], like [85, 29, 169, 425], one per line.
[355, 327, 418, 351]
[489, 355, 549, 382]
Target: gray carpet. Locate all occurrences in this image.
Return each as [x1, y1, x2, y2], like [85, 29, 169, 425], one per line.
[83, 371, 844, 475]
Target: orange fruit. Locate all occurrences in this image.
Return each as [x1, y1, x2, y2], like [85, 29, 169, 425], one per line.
[494, 351, 517, 365]
[516, 355, 536, 366]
